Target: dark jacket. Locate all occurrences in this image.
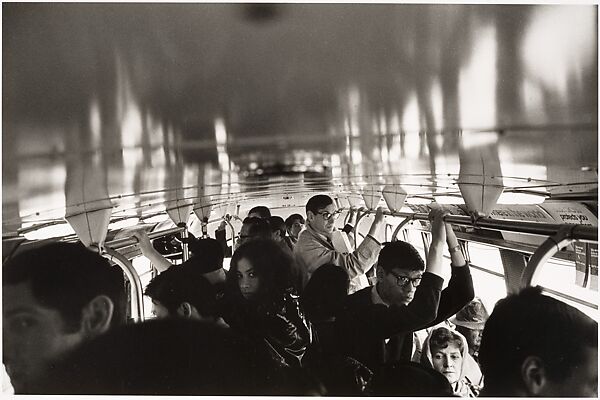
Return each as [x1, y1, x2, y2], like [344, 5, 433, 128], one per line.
[334, 265, 474, 373]
[222, 291, 311, 368]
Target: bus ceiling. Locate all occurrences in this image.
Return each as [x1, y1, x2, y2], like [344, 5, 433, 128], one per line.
[3, 3, 597, 246]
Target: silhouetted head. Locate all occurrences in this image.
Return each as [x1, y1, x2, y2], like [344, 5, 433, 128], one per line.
[479, 286, 598, 397]
[247, 205, 271, 219]
[183, 238, 226, 285]
[144, 268, 219, 321]
[300, 263, 349, 322]
[3, 242, 126, 393]
[235, 216, 272, 250]
[29, 319, 281, 395]
[369, 361, 454, 396]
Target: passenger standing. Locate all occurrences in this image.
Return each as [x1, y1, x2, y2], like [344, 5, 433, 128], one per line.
[334, 208, 474, 373]
[2, 242, 127, 393]
[222, 239, 310, 368]
[294, 194, 384, 293]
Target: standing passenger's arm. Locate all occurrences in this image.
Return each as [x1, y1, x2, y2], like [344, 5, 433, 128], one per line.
[132, 230, 173, 273]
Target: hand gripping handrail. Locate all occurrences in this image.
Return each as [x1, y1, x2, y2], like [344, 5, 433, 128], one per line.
[104, 226, 186, 250]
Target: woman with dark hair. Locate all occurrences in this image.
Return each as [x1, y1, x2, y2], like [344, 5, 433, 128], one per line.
[223, 239, 310, 368]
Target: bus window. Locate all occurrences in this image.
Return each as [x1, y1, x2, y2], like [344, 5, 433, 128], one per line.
[463, 243, 507, 314]
[533, 257, 598, 321]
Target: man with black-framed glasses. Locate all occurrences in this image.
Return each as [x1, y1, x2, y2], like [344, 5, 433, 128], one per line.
[294, 194, 385, 293]
[333, 207, 474, 373]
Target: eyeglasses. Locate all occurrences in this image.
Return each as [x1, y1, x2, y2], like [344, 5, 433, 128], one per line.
[389, 271, 422, 287]
[316, 210, 341, 221]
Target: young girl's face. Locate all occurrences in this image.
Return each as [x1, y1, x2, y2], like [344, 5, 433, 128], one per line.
[236, 257, 261, 300]
[431, 344, 463, 384]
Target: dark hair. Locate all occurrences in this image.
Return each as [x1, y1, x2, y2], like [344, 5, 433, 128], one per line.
[306, 195, 333, 215]
[247, 206, 271, 219]
[369, 361, 454, 396]
[183, 238, 224, 273]
[285, 214, 305, 229]
[378, 241, 425, 272]
[429, 327, 464, 354]
[268, 216, 286, 237]
[228, 239, 294, 306]
[300, 264, 349, 321]
[3, 242, 127, 331]
[479, 286, 598, 393]
[30, 319, 282, 395]
[144, 268, 218, 318]
[241, 217, 272, 240]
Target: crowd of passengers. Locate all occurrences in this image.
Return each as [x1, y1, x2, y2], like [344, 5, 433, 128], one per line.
[3, 195, 598, 396]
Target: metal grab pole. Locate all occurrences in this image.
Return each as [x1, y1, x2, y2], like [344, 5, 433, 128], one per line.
[353, 208, 369, 250]
[520, 225, 577, 289]
[178, 223, 189, 262]
[101, 245, 145, 323]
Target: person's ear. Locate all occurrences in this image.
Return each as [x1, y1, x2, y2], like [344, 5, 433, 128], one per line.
[177, 302, 193, 318]
[521, 355, 548, 396]
[177, 302, 201, 319]
[306, 211, 315, 222]
[81, 295, 114, 336]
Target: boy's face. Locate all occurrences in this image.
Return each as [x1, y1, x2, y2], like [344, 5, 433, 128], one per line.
[3, 281, 85, 392]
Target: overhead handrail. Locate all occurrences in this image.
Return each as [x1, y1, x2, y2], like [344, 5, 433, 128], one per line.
[391, 215, 415, 242]
[520, 225, 578, 289]
[373, 210, 597, 243]
[99, 245, 145, 322]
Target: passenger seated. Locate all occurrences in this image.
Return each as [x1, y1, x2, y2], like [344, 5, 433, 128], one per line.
[222, 239, 310, 368]
[421, 326, 480, 397]
[28, 319, 284, 395]
[450, 297, 489, 363]
[144, 268, 225, 326]
[334, 208, 474, 373]
[294, 194, 384, 293]
[369, 361, 454, 396]
[284, 213, 305, 250]
[478, 286, 598, 397]
[2, 242, 127, 393]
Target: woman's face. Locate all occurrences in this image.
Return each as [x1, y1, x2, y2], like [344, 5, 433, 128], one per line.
[431, 344, 463, 384]
[235, 257, 261, 300]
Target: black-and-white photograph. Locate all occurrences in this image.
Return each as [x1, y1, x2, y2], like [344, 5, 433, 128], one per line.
[2, 2, 598, 396]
